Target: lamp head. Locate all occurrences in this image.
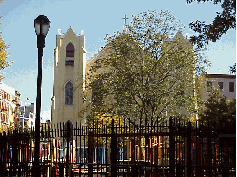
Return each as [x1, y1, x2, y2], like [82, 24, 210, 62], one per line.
[34, 15, 50, 36]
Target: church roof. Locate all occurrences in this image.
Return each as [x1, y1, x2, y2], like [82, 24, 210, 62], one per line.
[65, 26, 76, 36]
[57, 27, 84, 39]
[87, 30, 190, 64]
[173, 30, 189, 42]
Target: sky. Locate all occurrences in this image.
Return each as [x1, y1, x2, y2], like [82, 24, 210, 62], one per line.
[0, 0, 235, 122]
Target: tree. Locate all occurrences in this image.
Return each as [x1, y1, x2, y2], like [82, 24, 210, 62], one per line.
[85, 10, 205, 125]
[87, 114, 127, 146]
[199, 88, 236, 130]
[186, 0, 236, 48]
[229, 63, 236, 74]
[0, 16, 9, 80]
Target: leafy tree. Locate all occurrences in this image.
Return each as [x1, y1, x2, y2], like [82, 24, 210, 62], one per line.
[0, 0, 12, 132]
[85, 10, 206, 125]
[229, 63, 236, 74]
[186, 0, 236, 48]
[87, 114, 127, 146]
[0, 16, 9, 80]
[199, 88, 236, 130]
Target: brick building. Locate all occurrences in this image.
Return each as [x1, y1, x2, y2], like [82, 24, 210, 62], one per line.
[0, 82, 21, 132]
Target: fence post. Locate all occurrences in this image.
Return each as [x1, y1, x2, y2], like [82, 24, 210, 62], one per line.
[12, 130, 19, 176]
[88, 131, 94, 177]
[207, 121, 212, 177]
[69, 164, 73, 177]
[66, 121, 71, 177]
[153, 144, 158, 177]
[185, 121, 191, 177]
[169, 117, 175, 177]
[129, 139, 135, 163]
[222, 138, 229, 177]
[1, 132, 8, 176]
[196, 137, 202, 176]
[59, 163, 64, 177]
[130, 138, 138, 177]
[110, 119, 117, 177]
[0, 133, 2, 176]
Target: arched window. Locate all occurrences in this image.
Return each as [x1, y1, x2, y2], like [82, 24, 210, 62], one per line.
[66, 43, 74, 57]
[66, 43, 74, 66]
[65, 82, 73, 105]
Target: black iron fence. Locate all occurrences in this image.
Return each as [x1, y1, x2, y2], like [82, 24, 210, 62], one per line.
[0, 117, 235, 177]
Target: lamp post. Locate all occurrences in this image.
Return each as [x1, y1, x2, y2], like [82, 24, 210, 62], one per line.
[33, 15, 50, 177]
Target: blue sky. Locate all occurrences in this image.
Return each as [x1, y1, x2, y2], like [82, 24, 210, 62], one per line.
[0, 0, 235, 122]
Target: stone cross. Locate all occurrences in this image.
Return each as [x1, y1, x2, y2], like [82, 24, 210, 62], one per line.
[122, 15, 129, 26]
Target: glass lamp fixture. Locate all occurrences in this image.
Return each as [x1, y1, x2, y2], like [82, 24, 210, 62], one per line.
[34, 15, 50, 36]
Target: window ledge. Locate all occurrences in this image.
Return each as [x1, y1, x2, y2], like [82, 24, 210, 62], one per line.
[65, 57, 74, 61]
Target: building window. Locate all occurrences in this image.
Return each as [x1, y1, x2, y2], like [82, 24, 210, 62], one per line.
[66, 43, 74, 57]
[229, 82, 234, 92]
[65, 43, 74, 66]
[65, 82, 73, 105]
[65, 60, 74, 66]
[207, 81, 212, 92]
[218, 82, 223, 91]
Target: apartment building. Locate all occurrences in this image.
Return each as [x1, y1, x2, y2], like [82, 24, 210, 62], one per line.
[19, 103, 35, 129]
[0, 82, 21, 132]
[201, 74, 236, 101]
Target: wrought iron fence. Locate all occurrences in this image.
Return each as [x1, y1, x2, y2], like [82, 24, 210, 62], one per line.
[0, 117, 235, 177]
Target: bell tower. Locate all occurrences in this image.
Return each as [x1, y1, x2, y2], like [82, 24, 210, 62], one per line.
[51, 27, 86, 125]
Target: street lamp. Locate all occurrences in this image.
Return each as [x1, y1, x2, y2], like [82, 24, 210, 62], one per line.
[33, 15, 50, 177]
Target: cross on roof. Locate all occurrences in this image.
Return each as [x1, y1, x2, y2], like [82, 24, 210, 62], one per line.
[122, 15, 129, 26]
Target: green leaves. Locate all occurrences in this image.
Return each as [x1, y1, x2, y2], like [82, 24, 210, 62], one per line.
[0, 17, 9, 80]
[187, 0, 236, 48]
[85, 10, 204, 125]
[199, 88, 236, 129]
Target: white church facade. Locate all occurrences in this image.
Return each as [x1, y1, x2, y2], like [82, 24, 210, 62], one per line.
[51, 27, 86, 126]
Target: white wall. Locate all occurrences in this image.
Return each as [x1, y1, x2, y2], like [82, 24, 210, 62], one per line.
[202, 75, 236, 101]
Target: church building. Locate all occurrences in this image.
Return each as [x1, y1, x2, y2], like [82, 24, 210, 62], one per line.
[51, 27, 86, 126]
[51, 26, 197, 126]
